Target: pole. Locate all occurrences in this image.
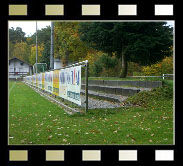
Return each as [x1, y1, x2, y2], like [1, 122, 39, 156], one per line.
[50, 22, 54, 70]
[36, 21, 38, 74]
[85, 60, 88, 113]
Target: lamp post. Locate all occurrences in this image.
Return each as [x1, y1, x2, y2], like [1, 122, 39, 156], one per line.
[50, 22, 54, 70]
[36, 21, 38, 74]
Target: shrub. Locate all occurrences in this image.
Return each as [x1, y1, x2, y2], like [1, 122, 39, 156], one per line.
[125, 81, 173, 107]
[142, 56, 173, 76]
[89, 53, 119, 77]
[93, 60, 103, 77]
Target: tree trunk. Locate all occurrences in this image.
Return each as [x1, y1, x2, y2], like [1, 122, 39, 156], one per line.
[107, 52, 113, 77]
[120, 50, 128, 78]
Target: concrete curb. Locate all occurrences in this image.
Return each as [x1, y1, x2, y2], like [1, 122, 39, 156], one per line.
[82, 80, 162, 88]
[80, 90, 128, 103]
[81, 84, 141, 96]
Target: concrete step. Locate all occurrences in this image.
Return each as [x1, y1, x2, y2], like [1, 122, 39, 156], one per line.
[81, 89, 128, 103]
[81, 84, 142, 96]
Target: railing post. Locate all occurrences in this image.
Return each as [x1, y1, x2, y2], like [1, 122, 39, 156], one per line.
[85, 60, 88, 113]
[163, 74, 165, 80]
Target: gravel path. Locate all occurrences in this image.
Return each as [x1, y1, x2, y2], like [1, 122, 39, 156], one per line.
[25, 82, 128, 110]
[81, 95, 127, 109]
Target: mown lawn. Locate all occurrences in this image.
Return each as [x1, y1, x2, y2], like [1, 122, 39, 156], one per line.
[9, 81, 173, 145]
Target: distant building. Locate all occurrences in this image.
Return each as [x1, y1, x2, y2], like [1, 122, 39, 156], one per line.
[54, 59, 62, 69]
[9, 57, 32, 78]
[54, 58, 75, 69]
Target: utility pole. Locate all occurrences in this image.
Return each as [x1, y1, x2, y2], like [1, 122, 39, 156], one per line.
[36, 21, 38, 74]
[50, 22, 54, 70]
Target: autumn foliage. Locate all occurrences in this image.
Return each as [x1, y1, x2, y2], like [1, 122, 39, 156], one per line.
[142, 56, 173, 76]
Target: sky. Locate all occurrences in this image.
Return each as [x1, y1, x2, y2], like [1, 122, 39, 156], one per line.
[9, 21, 51, 37]
[9, 21, 174, 37]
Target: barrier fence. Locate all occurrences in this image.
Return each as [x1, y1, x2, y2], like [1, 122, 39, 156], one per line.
[23, 60, 88, 113]
[89, 74, 174, 80]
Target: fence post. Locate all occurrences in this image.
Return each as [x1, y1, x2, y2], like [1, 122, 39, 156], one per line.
[163, 74, 165, 80]
[85, 60, 88, 113]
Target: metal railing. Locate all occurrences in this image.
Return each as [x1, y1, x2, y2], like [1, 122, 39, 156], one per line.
[128, 74, 174, 79]
[9, 72, 28, 76]
[162, 74, 174, 80]
[89, 74, 174, 80]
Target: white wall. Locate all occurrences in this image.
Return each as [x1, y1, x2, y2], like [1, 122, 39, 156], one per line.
[9, 59, 30, 73]
[54, 59, 62, 69]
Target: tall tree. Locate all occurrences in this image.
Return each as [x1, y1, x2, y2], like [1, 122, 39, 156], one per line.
[79, 22, 173, 77]
[30, 26, 51, 67]
[29, 44, 44, 65]
[9, 27, 27, 59]
[41, 42, 50, 69]
[31, 26, 51, 45]
[54, 22, 90, 67]
[9, 26, 51, 66]
[12, 42, 31, 63]
[9, 27, 26, 44]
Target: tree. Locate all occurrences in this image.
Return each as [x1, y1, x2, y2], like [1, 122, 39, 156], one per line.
[54, 22, 90, 67]
[9, 42, 15, 58]
[79, 22, 173, 77]
[31, 26, 51, 45]
[9, 26, 51, 66]
[9, 27, 26, 44]
[12, 42, 31, 63]
[41, 42, 50, 69]
[29, 44, 44, 65]
[30, 26, 51, 67]
[142, 56, 173, 76]
[9, 27, 27, 59]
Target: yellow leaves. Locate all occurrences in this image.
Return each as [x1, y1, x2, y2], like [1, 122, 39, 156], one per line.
[63, 139, 67, 142]
[142, 56, 173, 76]
[149, 139, 153, 143]
[29, 44, 44, 65]
[103, 139, 107, 143]
[48, 135, 53, 140]
[13, 42, 29, 61]
[54, 22, 97, 62]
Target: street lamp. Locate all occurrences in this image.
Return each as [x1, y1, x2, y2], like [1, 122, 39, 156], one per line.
[36, 21, 38, 74]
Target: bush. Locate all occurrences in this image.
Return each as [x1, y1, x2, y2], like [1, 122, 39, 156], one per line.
[90, 54, 119, 77]
[127, 62, 143, 76]
[93, 60, 103, 77]
[142, 56, 173, 76]
[125, 81, 173, 107]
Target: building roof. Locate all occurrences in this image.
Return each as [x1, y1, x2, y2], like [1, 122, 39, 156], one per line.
[9, 57, 32, 67]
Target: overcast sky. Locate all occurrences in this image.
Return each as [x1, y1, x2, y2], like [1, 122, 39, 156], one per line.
[9, 21, 174, 37]
[9, 21, 51, 37]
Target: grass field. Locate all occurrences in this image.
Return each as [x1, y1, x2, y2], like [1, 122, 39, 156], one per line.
[9, 81, 173, 145]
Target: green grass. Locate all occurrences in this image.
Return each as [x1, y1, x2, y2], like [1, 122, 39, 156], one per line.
[9, 81, 173, 145]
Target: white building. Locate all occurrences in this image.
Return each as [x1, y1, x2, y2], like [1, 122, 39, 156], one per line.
[54, 59, 62, 69]
[9, 57, 32, 78]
